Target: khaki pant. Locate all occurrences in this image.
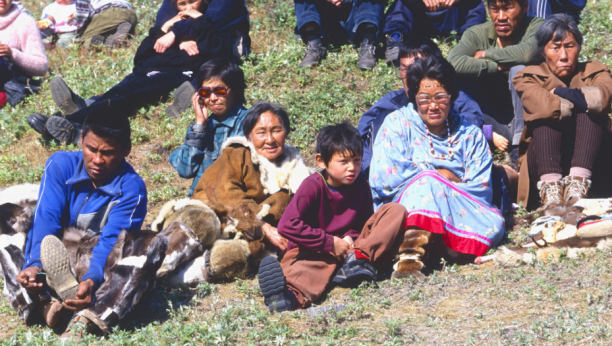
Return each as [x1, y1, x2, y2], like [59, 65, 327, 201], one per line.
[79, 7, 137, 44]
[281, 203, 407, 307]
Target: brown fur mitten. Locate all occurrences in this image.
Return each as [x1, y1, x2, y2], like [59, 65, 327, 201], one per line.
[225, 200, 264, 242]
[208, 239, 250, 281]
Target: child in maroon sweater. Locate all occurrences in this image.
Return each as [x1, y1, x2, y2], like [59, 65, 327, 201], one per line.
[257, 121, 408, 313]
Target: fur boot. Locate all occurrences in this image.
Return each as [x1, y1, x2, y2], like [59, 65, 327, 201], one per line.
[151, 199, 221, 248]
[391, 228, 432, 281]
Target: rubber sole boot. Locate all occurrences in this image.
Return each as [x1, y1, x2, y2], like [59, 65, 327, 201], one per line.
[46, 116, 77, 144]
[165, 81, 195, 118]
[41, 235, 79, 302]
[105, 22, 132, 49]
[258, 256, 295, 313]
[50, 76, 87, 114]
[27, 113, 49, 135]
[357, 39, 377, 70]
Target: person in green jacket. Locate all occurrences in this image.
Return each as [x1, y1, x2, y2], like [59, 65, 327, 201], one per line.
[448, 0, 544, 156]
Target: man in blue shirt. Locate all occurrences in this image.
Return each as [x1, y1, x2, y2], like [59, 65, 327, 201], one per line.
[13, 107, 152, 340]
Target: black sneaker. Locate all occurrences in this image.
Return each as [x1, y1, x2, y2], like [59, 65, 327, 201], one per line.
[46, 116, 77, 144]
[105, 22, 132, 49]
[357, 38, 377, 70]
[50, 76, 87, 114]
[258, 256, 296, 313]
[331, 252, 376, 288]
[27, 113, 49, 135]
[385, 33, 403, 66]
[298, 41, 326, 68]
[165, 81, 195, 118]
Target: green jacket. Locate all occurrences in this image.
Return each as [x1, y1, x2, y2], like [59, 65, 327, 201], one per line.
[448, 16, 545, 78]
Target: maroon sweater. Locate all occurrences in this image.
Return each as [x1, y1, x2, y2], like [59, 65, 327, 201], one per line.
[278, 171, 374, 253]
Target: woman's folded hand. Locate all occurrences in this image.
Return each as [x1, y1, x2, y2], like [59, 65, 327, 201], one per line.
[154, 32, 175, 54]
[436, 169, 461, 183]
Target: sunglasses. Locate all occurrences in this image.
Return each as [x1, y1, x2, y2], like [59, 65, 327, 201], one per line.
[197, 86, 229, 99]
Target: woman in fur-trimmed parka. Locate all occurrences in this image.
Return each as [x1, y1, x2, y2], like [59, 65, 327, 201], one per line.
[153, 102, 312, 285]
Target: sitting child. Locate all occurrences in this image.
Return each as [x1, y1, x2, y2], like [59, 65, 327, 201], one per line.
[257, 121, 408, 312]
[38, 0, 77, 47]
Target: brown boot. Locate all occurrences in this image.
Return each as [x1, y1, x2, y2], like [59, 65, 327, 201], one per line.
[391, 228, 432, 281]
[38, 300, 64, 327]
[536, 180, 564, 208]
[563, 176, 591, 202]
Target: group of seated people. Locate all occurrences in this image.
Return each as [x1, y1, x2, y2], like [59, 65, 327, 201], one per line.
[1, 0, 611, 341]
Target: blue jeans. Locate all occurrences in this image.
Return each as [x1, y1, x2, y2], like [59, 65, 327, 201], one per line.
[527, 0, 586, 19]
[294, 0, 383, 44]
[383, 0, 485, 37]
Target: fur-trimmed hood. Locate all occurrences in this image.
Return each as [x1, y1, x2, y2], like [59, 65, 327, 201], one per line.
[220, 136, 313, 195]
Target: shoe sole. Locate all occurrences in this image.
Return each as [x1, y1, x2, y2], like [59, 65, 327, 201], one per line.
[41, 236, 79, 302]
[165, 82, 195, 118]
[258, 256, 289, 312]
[105, 22, 132, 49]
[46, 116, 76, 144]
[50, 77, 79, 115]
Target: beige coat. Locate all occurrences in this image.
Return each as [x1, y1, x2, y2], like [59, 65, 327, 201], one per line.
[513, 61, 612, 207]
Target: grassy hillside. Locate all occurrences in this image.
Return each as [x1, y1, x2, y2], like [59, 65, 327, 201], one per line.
[2, 0, 612, 344]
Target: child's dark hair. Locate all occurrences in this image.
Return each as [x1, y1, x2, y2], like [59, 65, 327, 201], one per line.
[399, 37, 444, 61]
[195, 58, 246, 105]
[81, 106, 131, 149]
[316, 120, 362, 165]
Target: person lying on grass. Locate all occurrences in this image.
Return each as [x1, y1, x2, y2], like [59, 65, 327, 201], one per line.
[26, 0, 235, 145]
[257, 121, 408, 313]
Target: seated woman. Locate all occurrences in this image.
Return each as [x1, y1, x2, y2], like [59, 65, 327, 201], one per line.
[0, 0, 48, 108]
[168, 58, 248, 197]
[370, 57, 505, 279]
[514, 14, 612, 210]
[154, 102, 312, 284]
[27, 0, 234, 144]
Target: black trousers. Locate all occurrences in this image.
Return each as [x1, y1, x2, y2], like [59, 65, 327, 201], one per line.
[65, 71, 191, 123]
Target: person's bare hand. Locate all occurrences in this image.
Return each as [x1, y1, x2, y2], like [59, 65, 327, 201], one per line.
[179, 9, 202, 19]
[154, 32, 175, 54]
[63, 279, 94, 311]
[492, 132, 509, 152]
[67, 13, 74, 22]
[0, 44, 13, 58]
[474, 50, 486, 59]
[46, 15, 56, 23]
[497, 63, 510, 71]
[262, 223, 288, 252]
[331, 236, 351, 260]
[16, 267, 43, 293]
[326, 0, 343, 7]
[342, 236, 354, 248]
[422, 0, 441, 11]
[161, 14, 183, 32]
[179, 41, 199, 56]
[192, 92, 208, 125]
[436, 169, 461, 183]
[442, 0, 458, 8]
[549, 88, 556, 95]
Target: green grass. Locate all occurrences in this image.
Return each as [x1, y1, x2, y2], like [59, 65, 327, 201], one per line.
[2, 0, 612, 344]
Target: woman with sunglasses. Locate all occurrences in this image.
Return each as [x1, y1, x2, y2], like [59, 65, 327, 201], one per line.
[169, 58, 249, 196]
[370, 57, 505, 280]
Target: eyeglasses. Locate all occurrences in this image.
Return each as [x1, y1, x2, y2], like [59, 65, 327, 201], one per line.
[197, 86, 229, 99]
[396, 65, 410, 78]
[416, 93, 450, 106]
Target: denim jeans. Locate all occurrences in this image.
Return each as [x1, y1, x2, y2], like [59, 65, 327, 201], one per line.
[383, 0, 485, 37]
[459, 65, 526, 146]
[527, 0, 586, 19]
[294, 0, 383, 43]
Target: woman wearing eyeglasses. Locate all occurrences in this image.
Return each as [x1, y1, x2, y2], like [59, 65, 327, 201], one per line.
[370, 56, 505, 280]
[169, 58, 249, 197]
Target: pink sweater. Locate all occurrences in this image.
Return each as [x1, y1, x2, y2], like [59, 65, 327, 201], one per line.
[0, 5, 48, 76]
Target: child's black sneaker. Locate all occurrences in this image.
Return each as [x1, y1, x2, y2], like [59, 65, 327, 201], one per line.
[258, 256, 296, 313]
[331, 252, 376, 288]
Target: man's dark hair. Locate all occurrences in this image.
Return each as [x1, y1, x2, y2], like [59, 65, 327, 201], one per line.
[82, 106, 131, 149]
[316, 120, 363, 165]
[242, 101, 291, 139]
[486, 0, 528, 9]
[195, 58, 246, 105]
[536, 13, 583, 56]
[406, 56, 459, 105]
[399, 37, 443, 61]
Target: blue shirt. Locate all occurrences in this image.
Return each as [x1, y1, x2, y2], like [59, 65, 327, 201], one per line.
[357, 88, 484, 176]
[23, 151, 147, 289]
[169, 104, 248, 196]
